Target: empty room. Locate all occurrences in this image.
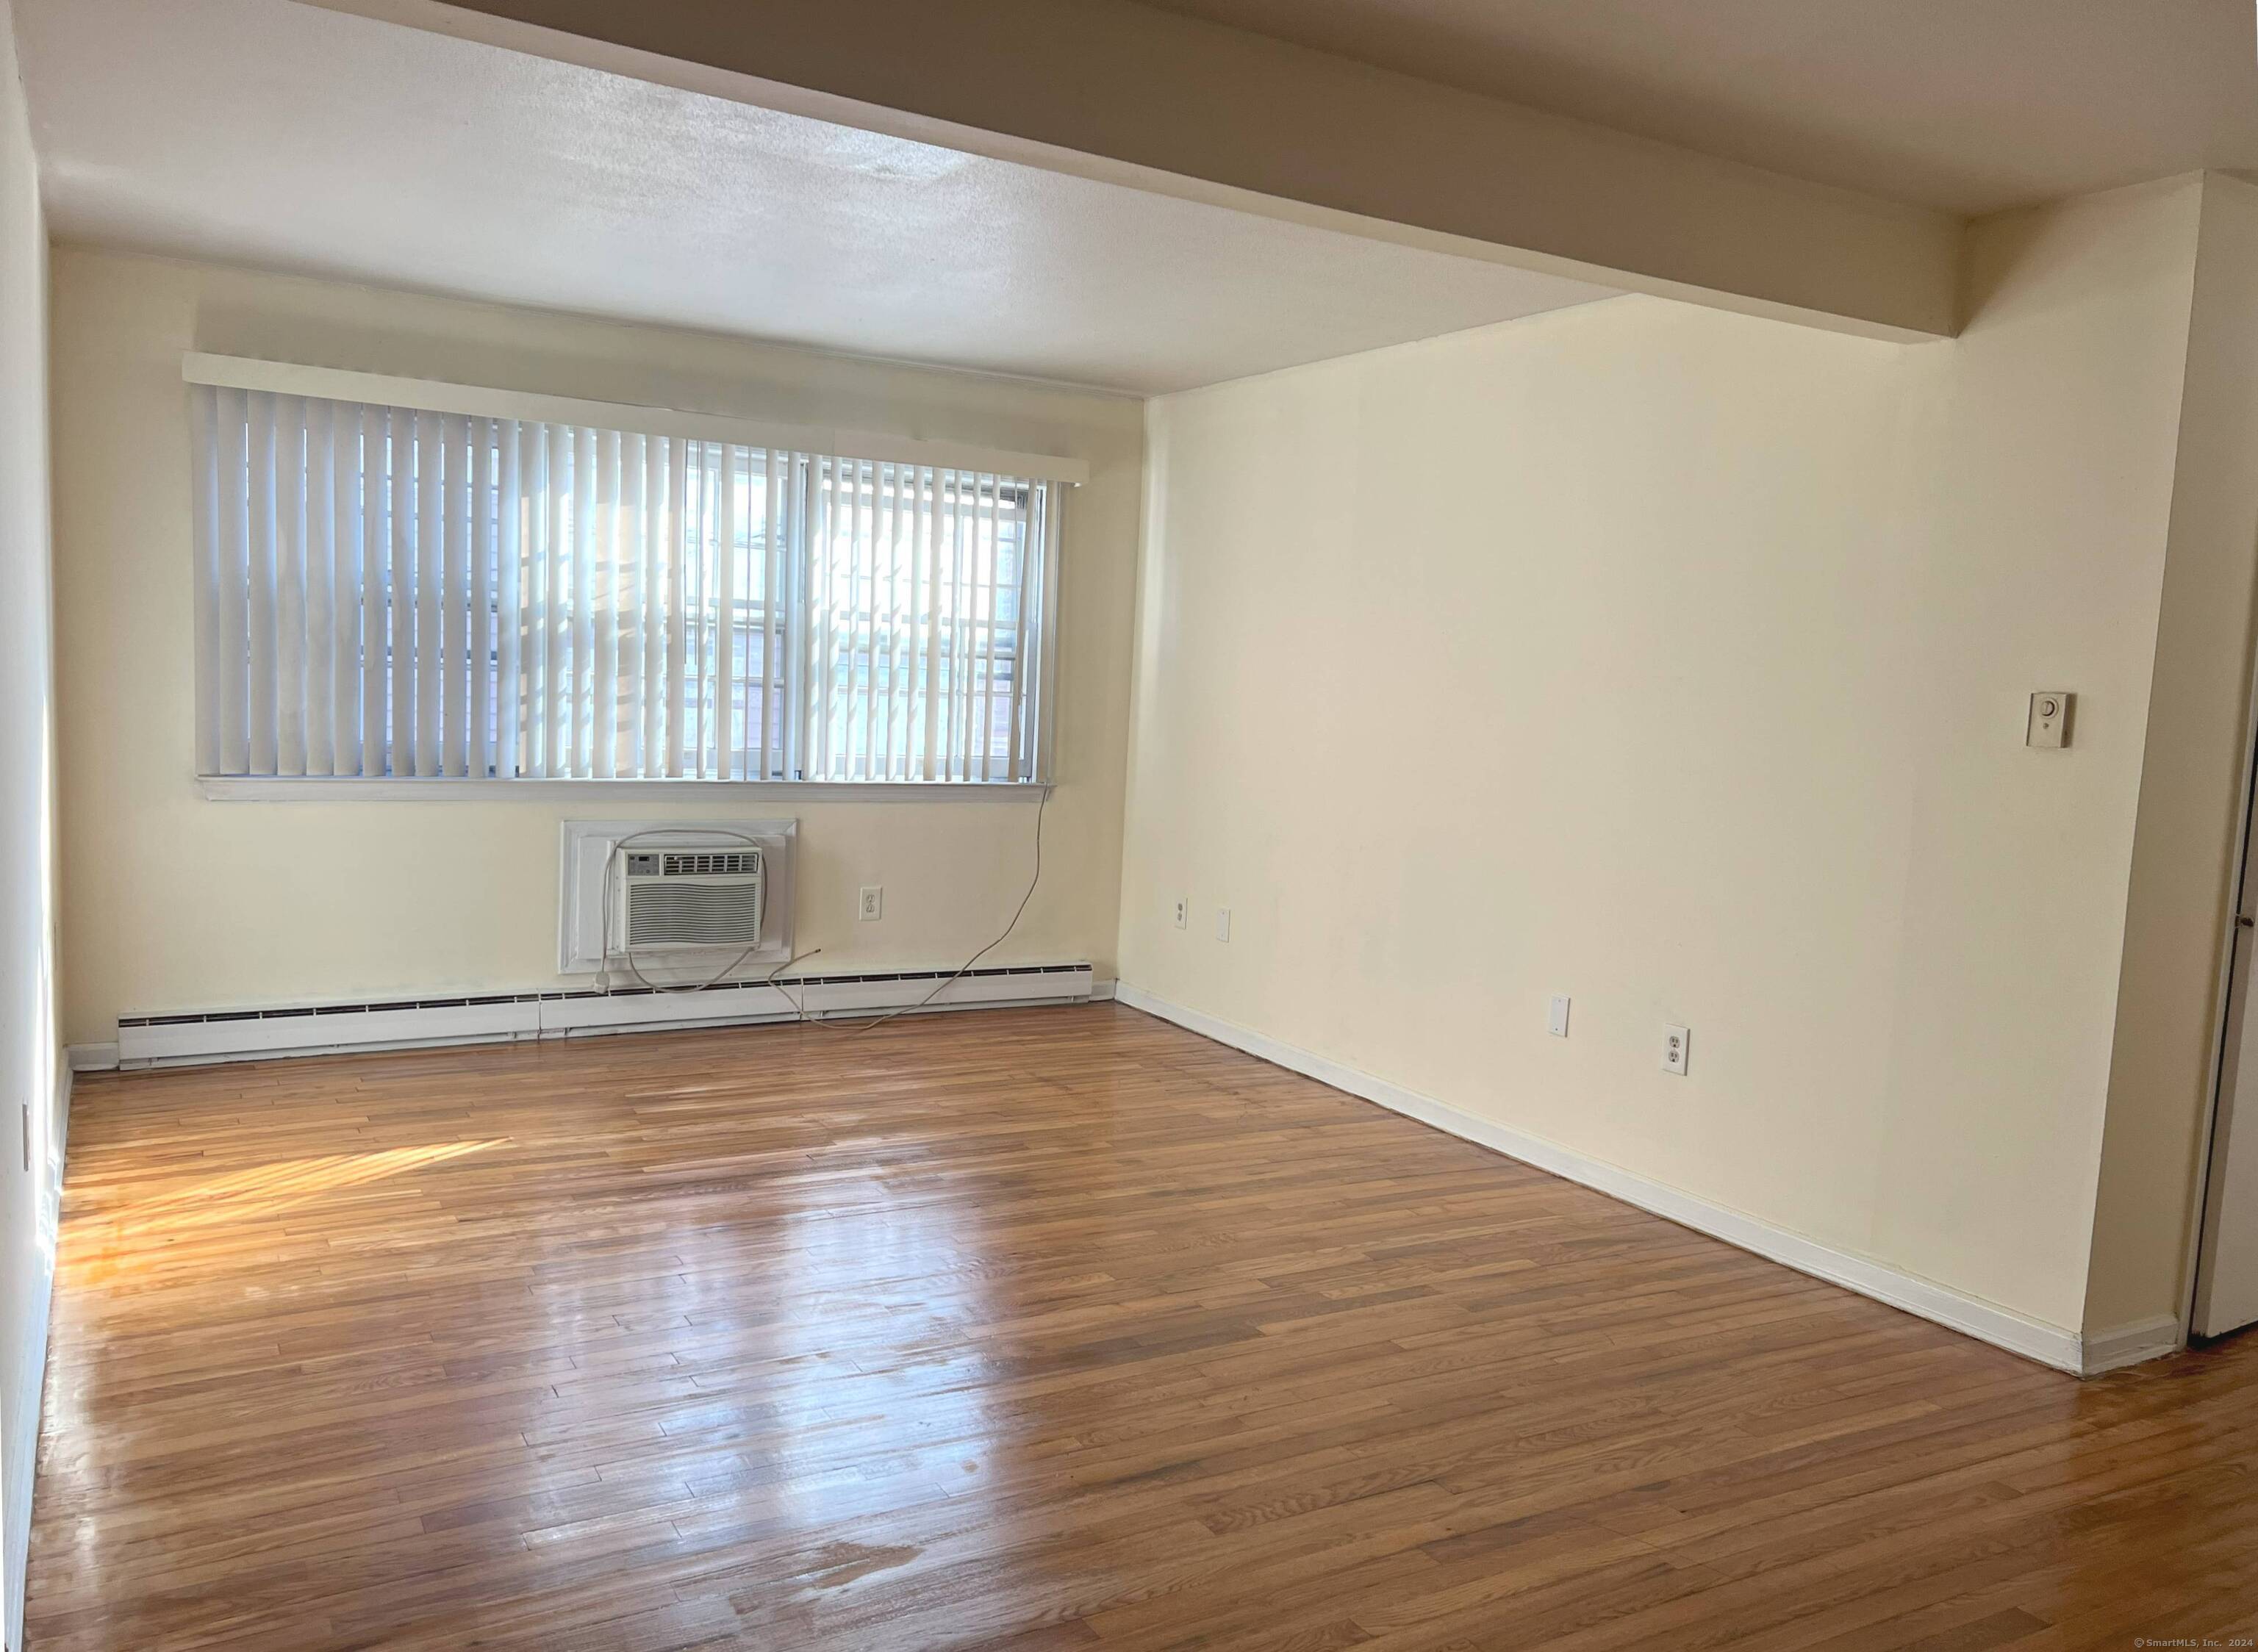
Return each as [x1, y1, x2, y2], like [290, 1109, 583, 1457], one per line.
[5, 0, 2258, 1646]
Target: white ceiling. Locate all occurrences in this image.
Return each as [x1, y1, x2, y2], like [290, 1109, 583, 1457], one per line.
[7, 0, 1616, 395]
[1139, 0, 2258, 217]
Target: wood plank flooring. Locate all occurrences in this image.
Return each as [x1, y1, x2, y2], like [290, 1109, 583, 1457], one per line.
[27, 1002, 2258, 1649]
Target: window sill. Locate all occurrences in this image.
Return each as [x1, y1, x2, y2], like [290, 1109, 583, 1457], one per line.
[195, 775, 1053, 803]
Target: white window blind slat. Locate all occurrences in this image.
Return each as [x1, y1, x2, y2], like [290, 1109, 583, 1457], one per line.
[961, 472, 982, 782]
[639, 435, 664, 776]
[881, 462, 903, 780]
[918, 468, 942, 782]
[472, 417, 498, 779]
[975, 473, 999, 782]
[895, 464, 917, 777]
[328, 403, 360, 775]
[682, 443, 703, 776]
[806, 457, 833, 783]
[830, 460, 852, 778]
[734, 448, 749, 785]
[303, 398, 334, 778]
[441, 413, 470, 778]
[190, 384, 222, 777]
[387, 409, 415, 777]
[1008, 476, 1031, 783]
[862, 458, 881, 780]
[1035, 478, 1063, 780]
[594, 427, 619, 781]
[736, 448, 752, 785]
[707, 449, 723, 773]
[523, 422, 548, 779]
[950, 473, 972, 777]
[621, 431, 646, 778]
[864, 462, 884, 781]
[714, 442, 736, 784]
[517, 423, 542, 777]
[911, 473, 928, 777]
[246, 392, 279, 776]
[897, 466, 917, 780]
[849, 460, 868, 779]
[543, 423, 570, 779]
[825, 455, 843, 781]
[221, 385, 249, 775]
[358, 406, 386, 777]
[664, 437, 689, 777]
[275, 395, 309, 777]
[708, 445, 725, 777]
[495, 420, 522, 783]
[1006, 481, 1026, 776]
[411, 409, 439, 777]
[859, 462, 880, 779]
[782, 458, 805, 782]
[191, 384, 1056, 786]
[756, 446, 770, 780]
[1018, 478, 1039, 781]
[569, 425, 594, 779]
[764, 450, 780, 780]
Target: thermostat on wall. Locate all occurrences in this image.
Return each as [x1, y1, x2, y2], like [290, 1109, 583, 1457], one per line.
[2026, 690, 2073, 749]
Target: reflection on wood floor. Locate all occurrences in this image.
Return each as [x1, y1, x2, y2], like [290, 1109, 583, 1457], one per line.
[26, 1002, 2258, 1649]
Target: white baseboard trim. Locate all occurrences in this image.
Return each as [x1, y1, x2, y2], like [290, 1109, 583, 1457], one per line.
[1114, 983, 2163, 1378]
[65, 1042, 118, 1073]
[2079, 1313, 2184, 1376]
[110, 965, 1096, 1069]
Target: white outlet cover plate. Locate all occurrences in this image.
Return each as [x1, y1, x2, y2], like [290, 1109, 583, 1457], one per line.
[1661, 1024, 1691, 1074]
[2026, 689, 2072, 748]
[1548, 994, 1571, 1037]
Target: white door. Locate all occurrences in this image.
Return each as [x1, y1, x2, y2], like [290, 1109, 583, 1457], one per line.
[2194, 820, 2258, 1335]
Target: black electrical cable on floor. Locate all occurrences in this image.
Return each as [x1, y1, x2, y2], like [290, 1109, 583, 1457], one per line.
[775, 784, 1049, 1035]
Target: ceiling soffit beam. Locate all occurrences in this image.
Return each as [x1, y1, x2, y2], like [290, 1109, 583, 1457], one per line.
[301, 0, 1962, 342]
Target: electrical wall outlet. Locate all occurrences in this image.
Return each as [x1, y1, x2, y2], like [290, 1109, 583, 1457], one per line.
[1661, 1024, 1691, 1076]
[1173, 898, 1188, 930]
[1547, 994, 1571, 1038]
[859, 886, 883, 922]
[1215, 907, 1232, 942]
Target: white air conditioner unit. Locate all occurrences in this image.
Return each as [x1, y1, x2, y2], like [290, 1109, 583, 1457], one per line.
[617, 847, 767, 954]
[560, 819, 795, 976]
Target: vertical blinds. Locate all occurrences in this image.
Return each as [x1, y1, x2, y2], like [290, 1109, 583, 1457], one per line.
[190, 386, 1058, 783]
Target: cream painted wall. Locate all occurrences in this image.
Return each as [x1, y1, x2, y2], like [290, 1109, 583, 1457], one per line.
[0, 1, 62, 1642]
[2085, 174, 2258, 1332]
[1119, 179, 2208, 1335]
[50, 248, 1141, 1045]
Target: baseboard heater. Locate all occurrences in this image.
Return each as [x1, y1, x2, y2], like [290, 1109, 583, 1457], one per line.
[113, 963, 1097, 1068]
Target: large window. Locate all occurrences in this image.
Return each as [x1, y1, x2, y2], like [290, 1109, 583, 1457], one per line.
[188, 380, 1061, 783]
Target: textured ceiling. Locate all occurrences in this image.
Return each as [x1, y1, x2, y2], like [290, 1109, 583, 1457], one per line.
[1138, 0, 2258, 216]
[10, 0, 1616, 393]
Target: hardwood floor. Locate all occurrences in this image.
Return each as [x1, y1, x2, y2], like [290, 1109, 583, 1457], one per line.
[26, 1002, 2258, 1650]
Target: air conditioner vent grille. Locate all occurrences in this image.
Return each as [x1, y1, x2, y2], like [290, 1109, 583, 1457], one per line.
[663, 850, 761, 877]
[626, 880, 766, 950]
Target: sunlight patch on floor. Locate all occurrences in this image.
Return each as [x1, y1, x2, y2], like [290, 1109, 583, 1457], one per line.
[82, 1137, 510, 1256]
